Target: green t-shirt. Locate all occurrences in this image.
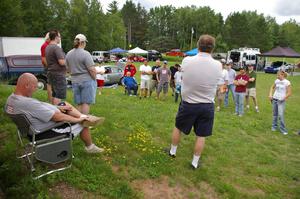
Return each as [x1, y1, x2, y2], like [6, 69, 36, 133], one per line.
[247, 70, 256, 88]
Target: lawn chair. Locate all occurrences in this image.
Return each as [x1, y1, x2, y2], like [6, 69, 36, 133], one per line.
[4, 107, 73, 180]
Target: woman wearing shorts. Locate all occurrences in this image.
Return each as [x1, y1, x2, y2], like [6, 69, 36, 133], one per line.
[66, 34, 97, 115]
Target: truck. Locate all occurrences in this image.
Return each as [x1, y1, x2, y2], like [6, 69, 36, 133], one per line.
[0, 37, 47, 89]
[227, 47, 260, 70]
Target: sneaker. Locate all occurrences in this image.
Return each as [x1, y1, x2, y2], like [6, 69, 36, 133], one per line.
[238, 114, 243, 117]
[271, 128, 277, 132]
[82, 116, 105, 127]
[216, 106, 220, 112]
[246, 105, 250, 109]
[163, 148, 176, 158]
[85, 144, 104, 153]
[255, 107, 259, 113]
[190, 160, 201, 170]
[281, 131, 288, 135]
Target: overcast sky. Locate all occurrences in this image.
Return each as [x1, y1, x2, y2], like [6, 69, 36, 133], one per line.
[100, 0, 300, 24]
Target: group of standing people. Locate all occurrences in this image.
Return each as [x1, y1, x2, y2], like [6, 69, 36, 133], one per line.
[122, 59, 183, 101]
[32, 30, 104, 153]
[214, 60, 260, 116]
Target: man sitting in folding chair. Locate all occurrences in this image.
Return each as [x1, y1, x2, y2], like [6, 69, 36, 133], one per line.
[123, 71, 138, 96]
[5, 73, 104, 154]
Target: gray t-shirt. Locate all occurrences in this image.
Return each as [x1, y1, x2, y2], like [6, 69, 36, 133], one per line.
[181, 52, 222, 103]
[66, 48, 95, 83]
[45, 44, 66, 75]
[157, 67, 171, 83]
[6, 94, 58, 132]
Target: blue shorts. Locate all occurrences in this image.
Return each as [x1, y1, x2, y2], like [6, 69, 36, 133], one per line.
[175, 101, 215, 137]
[72, 80, 97, 105]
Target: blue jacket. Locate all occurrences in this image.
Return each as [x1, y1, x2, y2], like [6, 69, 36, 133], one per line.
[123, 77, 137, 88]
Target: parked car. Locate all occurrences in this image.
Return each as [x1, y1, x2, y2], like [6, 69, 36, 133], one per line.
[127, 55, 146, 62]
[166, 49, 185, 57]
[264, 61, 293, 73]
[100, 65, 124, 86]
[0, 55, 47, 90]
[147, 50, 162, 61]
[91, 51, 110, 63]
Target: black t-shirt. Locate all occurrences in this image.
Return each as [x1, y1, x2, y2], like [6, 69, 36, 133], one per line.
[170, 66, 178, 80]
[152, 65, 160, 80]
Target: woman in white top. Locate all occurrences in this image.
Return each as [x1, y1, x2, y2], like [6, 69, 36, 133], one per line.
[269, 70, 292, 135]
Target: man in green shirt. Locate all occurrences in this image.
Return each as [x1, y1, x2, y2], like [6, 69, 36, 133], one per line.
[246, 65, 259, 112]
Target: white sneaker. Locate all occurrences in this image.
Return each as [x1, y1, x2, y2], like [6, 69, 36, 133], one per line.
[282, 132, 288, 135]
[85, 144, 104, 153]
[216, 106, 220, 112]
[246, 105, 250, 109]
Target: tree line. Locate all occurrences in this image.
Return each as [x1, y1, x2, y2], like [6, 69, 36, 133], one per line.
[1, 0, 300, 53]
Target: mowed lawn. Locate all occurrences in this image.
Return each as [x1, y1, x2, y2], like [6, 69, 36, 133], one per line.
[0, 69, 299, 198]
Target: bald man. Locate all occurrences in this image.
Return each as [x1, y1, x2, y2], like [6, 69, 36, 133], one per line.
[5, 73, 104, 153]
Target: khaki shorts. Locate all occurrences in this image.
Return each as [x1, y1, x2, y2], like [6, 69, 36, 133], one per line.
[216, 85, 226, 100]
[246, 88, 256, 97]
[140, 79, 151, 89]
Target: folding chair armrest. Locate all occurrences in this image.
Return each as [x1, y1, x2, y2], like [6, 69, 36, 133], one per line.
[31, 122, 70, 134]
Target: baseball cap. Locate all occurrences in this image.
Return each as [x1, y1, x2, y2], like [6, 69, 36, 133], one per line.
[220, 59, 226, 64]
[75, 34, 88, 42]
[163, 60, 168, 64]
[239, 66, 245, 70]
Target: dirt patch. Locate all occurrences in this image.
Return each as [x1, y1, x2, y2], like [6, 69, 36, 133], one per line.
[48, 182, 103, 199]
[131, 176, 219, 199]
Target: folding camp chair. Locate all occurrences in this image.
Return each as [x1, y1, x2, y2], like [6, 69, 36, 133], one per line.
[5, 107, 73, 180]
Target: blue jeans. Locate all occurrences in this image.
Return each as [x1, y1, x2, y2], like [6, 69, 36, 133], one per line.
[225, 84, 235, 107]
[272, 99, 287, 133]
[235, 92, 245, 115]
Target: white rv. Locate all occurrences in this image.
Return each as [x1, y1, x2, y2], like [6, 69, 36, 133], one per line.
[227, 47, 260, 70]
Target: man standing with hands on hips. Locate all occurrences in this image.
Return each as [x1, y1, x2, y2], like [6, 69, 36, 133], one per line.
[168, 34, 222, 169]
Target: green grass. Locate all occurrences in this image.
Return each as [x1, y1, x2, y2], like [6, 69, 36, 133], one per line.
[0, 72, 299, 198]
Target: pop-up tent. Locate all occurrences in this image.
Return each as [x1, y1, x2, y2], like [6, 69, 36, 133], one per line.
[127, 47, 148, 54]
[185, 48, 198, 56]
[259, 46, 300, 58]
[258, 46, 300, 74]
[109, 47, 127, 54]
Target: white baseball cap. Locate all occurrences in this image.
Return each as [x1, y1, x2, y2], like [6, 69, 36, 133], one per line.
[75, 34, 88, 42]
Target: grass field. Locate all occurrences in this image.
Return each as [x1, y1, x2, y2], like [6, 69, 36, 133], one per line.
[0, 66, 299, 198]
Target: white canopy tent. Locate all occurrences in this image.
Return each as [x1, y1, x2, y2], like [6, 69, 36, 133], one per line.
[127, 47, 148, 54]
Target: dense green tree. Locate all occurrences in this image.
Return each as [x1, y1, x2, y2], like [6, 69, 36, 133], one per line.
[278, 20, 300, 52]
[0, 0, 25, 36]
[21, 0, 51, 36]
[107, 0, 118, 14]
[47, 0, 71, 50]
[86, 0, 109, 51]
[68, 0, 89, 49]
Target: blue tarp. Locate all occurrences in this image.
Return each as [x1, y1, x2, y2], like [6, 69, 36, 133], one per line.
[185, 48, 198, 56]
[109, 47, 127, 54]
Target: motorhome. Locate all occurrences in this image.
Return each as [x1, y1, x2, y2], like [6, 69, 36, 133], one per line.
[91, 51, 110, 63]
[227, 47, 260, 70]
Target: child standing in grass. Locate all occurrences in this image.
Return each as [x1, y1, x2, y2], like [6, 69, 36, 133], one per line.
[269, 70, 292, 135]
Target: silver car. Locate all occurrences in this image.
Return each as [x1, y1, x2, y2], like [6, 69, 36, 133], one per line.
[102, 65, 124, 85]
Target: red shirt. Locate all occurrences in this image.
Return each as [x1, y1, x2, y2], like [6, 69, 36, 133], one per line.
[235, 74, 249, 93]
[40, 41, 50, 57]
[123, 64, 136, 77]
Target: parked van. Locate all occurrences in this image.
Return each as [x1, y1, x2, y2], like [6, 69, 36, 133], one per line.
[227, 47, 260, 70]
[0, 55, 47, 89]
[91, 51, 110, 63]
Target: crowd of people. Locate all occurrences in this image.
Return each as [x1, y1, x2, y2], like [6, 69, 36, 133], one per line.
[4, 31, 294, 170]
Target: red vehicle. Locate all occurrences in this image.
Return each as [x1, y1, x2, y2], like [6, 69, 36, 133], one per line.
[166, 49, 185, 57]
[127, 55, 146, 62]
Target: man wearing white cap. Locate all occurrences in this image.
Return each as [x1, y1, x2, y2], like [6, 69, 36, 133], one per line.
[66, 34, 97, 115]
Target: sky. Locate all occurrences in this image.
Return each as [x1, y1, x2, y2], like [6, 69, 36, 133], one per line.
[100, 0, 300, 24]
